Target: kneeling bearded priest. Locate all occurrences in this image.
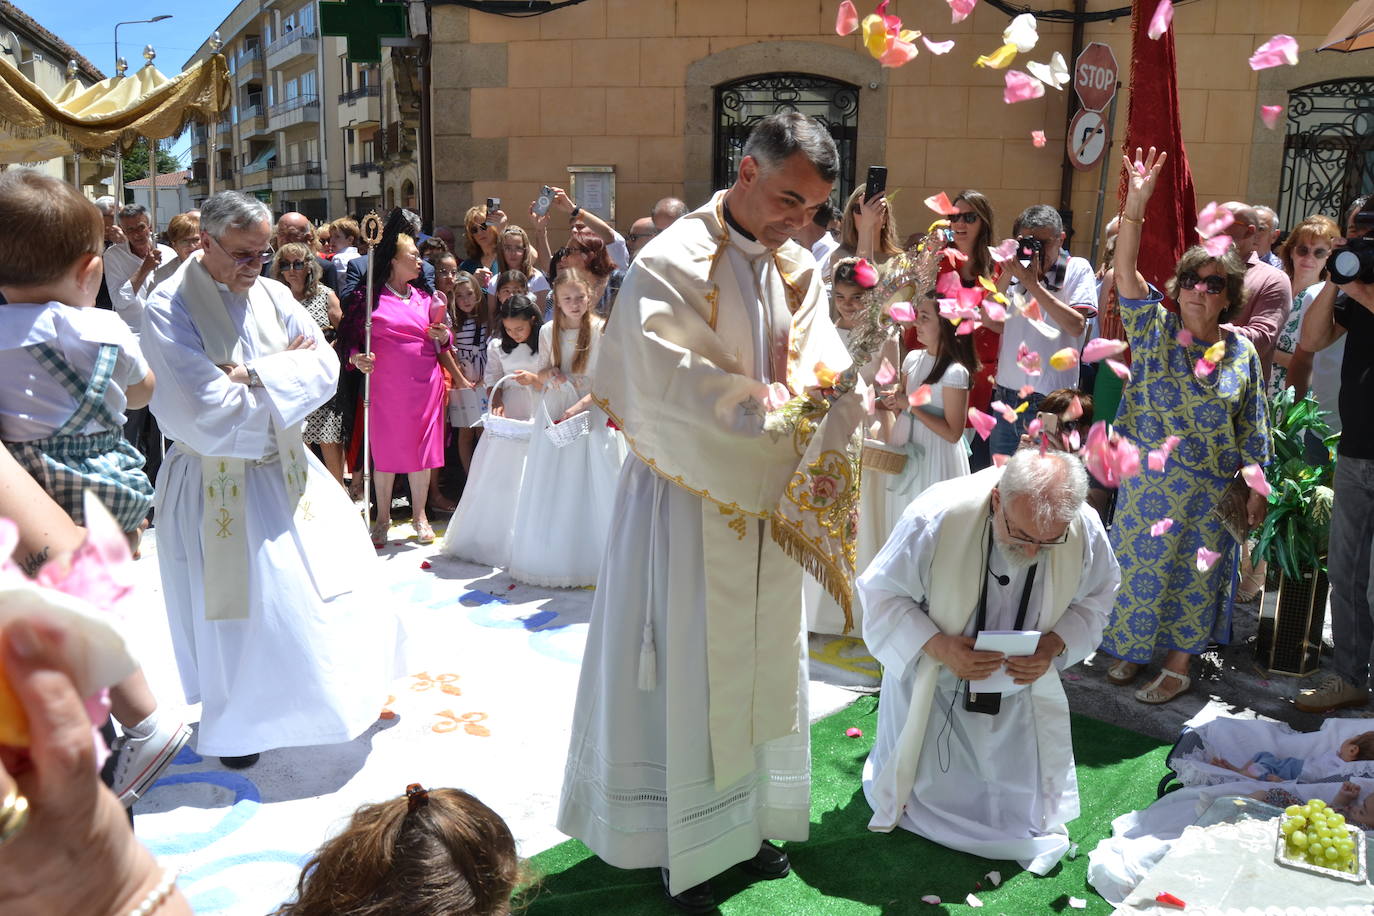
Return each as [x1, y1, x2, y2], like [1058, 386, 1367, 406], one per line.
[142, 191, 405, 767]
[859, 448, 1119, 874]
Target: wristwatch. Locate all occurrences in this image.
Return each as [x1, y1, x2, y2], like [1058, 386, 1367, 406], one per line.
[246, 366, 263, 388]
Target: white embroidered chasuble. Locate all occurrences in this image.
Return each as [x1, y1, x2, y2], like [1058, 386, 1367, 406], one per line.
[560, 191, 857, 895]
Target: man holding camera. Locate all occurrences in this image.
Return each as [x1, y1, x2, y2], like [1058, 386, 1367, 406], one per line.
[984, 206, 1098, 458]
[1296, 195, 1374, 714]
[859, 448, 1119, 874]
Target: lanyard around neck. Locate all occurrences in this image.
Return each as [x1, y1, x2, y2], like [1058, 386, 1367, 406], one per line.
[975, 516, 1038, 634]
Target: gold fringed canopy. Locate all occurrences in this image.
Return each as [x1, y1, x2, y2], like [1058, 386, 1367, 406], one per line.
[0, 53, 230, 163]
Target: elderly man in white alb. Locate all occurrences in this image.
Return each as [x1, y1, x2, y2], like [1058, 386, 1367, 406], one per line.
[141, 190, 403, 769]
[859, 448, 1120, 874]
[557, 112, 858, 914]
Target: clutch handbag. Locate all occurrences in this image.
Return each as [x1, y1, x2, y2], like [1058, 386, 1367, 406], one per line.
[1211, 474, 1251, 545]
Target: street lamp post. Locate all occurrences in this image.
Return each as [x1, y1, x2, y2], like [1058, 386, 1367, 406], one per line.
[114, 16, 171, 74]
[112, 16, 171, 203]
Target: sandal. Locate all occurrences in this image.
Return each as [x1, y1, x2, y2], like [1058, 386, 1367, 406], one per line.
[414, 521, 436, 545]
[370, 520, 390, 549]
[1106, 658, 1143, 685]
[1134, 670, 1191, 705]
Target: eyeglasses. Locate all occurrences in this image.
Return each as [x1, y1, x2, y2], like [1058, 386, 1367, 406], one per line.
[950, 212, 980, 225]
[1177, 270, 1227, 295]
[436, 268, 459, 277]
[280, 260, 308, 271]
[1001, 510, 1070, 547]
[1294, 245, 1330, 259]
[209, 234, 273, 267]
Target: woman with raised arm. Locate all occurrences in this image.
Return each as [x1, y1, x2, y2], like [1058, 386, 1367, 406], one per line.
[1095, 147, 1269, 705]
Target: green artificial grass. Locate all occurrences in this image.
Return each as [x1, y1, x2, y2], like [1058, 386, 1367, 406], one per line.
[518, 696, 1169, 914]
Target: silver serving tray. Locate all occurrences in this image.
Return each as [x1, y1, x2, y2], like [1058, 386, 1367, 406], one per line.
[1274, 819, 1369, 884]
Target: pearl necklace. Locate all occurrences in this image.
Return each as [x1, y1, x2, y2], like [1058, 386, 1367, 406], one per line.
[385, 282, 411, 300]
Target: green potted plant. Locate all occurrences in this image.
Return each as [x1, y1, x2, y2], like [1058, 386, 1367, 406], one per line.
[1253, 387, 1337, 676]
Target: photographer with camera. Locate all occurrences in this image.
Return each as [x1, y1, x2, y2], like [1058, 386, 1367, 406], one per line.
[983, 206, 1098, 459]
[1296, 195, 1374, 715]
[858, 447, 1119, 874]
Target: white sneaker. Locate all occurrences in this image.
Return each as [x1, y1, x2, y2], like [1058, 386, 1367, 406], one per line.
[109, 717, 192, 807]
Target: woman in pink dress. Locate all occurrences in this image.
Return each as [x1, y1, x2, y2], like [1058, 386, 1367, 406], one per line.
[347, 233, 450, 546]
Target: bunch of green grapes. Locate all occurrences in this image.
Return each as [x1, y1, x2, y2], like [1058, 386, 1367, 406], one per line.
[1280, 799, 1358, 873]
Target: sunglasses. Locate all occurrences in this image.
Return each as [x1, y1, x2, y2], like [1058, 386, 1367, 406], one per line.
[950, 212, 980, 225]
[1177, 270, 1226, 295]
[1293, 245, 1330, 259]
[280, 260, 308, 271]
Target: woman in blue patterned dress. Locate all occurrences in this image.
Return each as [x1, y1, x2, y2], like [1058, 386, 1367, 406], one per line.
[1097, 148, 1270, 704]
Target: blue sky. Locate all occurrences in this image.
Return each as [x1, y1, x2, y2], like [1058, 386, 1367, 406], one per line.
[25, 1, 236, 163]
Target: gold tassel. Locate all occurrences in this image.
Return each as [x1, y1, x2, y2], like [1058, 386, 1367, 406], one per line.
[770, 520, 854, 634]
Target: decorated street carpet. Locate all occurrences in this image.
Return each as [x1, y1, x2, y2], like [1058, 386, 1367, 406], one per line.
[127, 520, 864, 914]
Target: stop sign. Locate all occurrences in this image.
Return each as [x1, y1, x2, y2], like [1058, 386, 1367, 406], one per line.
[1074, 42, 1119, 112]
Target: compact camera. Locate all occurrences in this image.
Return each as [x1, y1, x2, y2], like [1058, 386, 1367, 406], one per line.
[1016, 235, 1043, 269]
[1329, 237, 1374, 285]
[532, 186, 555, 217]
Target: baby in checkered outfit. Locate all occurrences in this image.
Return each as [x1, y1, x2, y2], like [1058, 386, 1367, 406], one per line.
[0, 169, 157, 543]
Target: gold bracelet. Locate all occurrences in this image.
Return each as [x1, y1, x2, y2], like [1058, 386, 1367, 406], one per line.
[1120, 215, 1145, 225]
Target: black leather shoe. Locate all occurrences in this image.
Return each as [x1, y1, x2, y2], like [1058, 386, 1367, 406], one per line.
[220, 753, 260, 769]
[660, 867, 716, 914]
[739, 840, 790, 879]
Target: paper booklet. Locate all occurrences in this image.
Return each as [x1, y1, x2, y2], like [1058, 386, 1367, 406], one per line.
[967, 630, 1042, 694]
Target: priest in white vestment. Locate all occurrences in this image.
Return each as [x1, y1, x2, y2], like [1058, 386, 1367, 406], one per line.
[859, 448, 1119, 875]
[557, 113, 859, 911]
[141, 191, 403, 767]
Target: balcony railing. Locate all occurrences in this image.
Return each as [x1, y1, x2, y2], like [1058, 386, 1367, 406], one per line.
[216, 120, 232, 135]
[271, 160, 320, 178]
[350, 161, 378, 176]
[269, 94, 319, 118]
[242, 159, 274, 176]
[265, 28, 316, 57]
[338, 85, 381, 104]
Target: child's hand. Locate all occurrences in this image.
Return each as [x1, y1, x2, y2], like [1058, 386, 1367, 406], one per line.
[491, 405, 506, 418]
[512, 370, 540, 386]
[560, 406, 587, 422]
[426, 323, 449, 343]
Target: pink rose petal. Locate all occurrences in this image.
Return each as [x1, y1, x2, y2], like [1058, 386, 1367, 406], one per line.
[1196, 201, 1235, 238]
[909, 384, 932, 408]
[921, 895, 942, 905]
[1194, 357, 1217, 378]
[1004, 70, 1046, 105]
[924, 191, 958, 216]
[1081, 337, 1128, 363]
[1200, 235, 1233, 258]
[992, 453, 1009, 468]
[1031, 130, 1047, 147]
[879, 37, 919, 68]
[1196, 546, 1222, 571]
[922, 36, 955, 55]
[1064, 395, 1083, 420]
[853, 257, 879, 288]
[1027, 417, 1044, 437]
[1016, 342, 1042, 377]
[956, 319, 978, 335]
[991, 400, 1018, 424]
[763, 382, 792, 410]
[1148, 449, 1169, 472]
[1249, 34, 1299, 70]
[947, 0, 977, 23]
[845, 726, 863, 737]
[1105, 358, 1131, 380]
[1083, 421, 1143, 487]
[1147, 0, 1173, 39]
[983, 300, 1008, 322]
[1176, 328, 1194, 346]
[1018, 384, 1036, 398]
[1150, 518, 1174, 536]
[888, 300, 915, 323]
[968, 407, 997, 440]
[989, 238, 1019, 263]
[1260, 104, 1284, 129]
[1241, 463, 1271, 497]
[835, 0, 860, 35]
[863, 383, 876, 415]
[875, 357, 897, 386]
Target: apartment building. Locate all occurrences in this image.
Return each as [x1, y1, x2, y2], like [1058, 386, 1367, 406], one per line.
[0, 1, 112, 197]
[185, 0, 421, 224]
